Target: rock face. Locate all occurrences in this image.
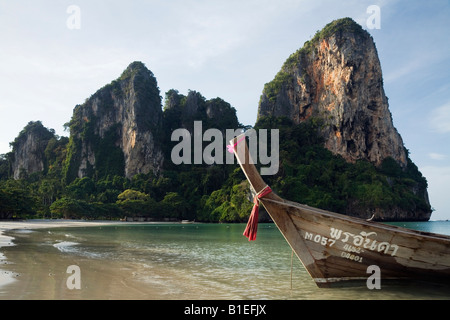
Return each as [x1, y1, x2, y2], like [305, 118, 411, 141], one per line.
[64, 61, 164, 182]
[11, 121, 55, 180]
[164, 89, 240, 132]
[258, 18, 432, 221]
[258, 18, 407, 168]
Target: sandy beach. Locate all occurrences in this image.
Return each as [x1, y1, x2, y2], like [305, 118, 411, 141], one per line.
[0, 219, 141, 299]
[0, 219, 260, 300]
[0, 219, 127, 254]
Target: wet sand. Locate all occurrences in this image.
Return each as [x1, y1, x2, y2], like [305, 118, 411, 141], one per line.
[0, 220, 257, 300]
[0, 219, 158, 300]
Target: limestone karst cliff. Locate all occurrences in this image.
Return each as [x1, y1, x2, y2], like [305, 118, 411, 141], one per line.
[10, 121, 55, 180]
[163, 89, 240, 132]
[61, 62, 241, 183]
[2, 61, 244, 221]
[259, 18, 407, 168]
[258, 18, 431, 221]
[63, 61, 164, 182]
[2, 23, 432, 221]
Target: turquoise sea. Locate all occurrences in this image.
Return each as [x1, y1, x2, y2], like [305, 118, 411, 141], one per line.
[0, 221, 449, 300]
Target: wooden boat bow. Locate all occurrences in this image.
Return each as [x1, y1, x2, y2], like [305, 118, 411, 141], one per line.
[229, 133, 450, 288]
[228, 133, 327, 281]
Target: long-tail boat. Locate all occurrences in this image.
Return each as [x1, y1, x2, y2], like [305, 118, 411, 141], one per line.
[228, 133, 450, 288]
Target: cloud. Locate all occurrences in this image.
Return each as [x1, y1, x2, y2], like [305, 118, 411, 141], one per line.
[430, 102, 450, 133]
[429, 153, 447, 161]
[384, 58, 424, 83]
[152, 0, 312, 69]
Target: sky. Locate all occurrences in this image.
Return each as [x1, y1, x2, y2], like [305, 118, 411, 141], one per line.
[0, 0, 449, 220]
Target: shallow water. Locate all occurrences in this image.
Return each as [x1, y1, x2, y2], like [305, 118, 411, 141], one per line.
[0, 222, 449, 300]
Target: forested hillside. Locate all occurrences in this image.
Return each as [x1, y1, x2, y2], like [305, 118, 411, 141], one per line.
[0, 19, 433, 221]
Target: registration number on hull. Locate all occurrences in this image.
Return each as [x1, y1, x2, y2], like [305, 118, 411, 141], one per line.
[304, 227, 399, 263]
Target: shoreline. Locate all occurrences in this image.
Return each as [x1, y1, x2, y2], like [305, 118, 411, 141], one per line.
[0, 219, 157, 291]
[0, 218, 172, 249]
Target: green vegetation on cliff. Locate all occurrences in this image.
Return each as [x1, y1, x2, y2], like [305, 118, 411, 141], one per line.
[0, 114, 431, 222]
[0, 84, 251, 222]
[254, 116, 431, 221]
[0, 55, 431, 222]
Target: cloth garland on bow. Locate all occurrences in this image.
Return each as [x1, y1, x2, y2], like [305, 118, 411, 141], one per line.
[226, 136, 272, 241]
[226, 136, 246, 154]
[243, 186, 272, 241]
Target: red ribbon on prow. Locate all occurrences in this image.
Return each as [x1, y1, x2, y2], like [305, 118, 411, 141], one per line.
[243, 186, 272, 241]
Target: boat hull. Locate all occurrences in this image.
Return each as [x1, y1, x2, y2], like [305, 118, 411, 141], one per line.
[229, 133, 450, 288]
[262, 198, 450, 288]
